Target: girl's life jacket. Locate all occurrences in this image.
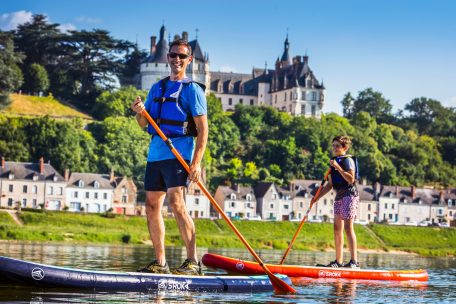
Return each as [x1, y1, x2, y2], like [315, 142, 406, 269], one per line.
[330, 155, 359, 195]
[147, 77, 205, 138]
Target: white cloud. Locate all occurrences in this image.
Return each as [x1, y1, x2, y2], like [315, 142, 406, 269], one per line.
[445, 96, 456, 108]
[0, 10, 33, 30]
[76, 16, 101, 24]
[58, 23, 77, 33]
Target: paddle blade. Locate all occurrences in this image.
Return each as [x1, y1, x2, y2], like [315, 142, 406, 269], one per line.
[267, 272, 296, 294]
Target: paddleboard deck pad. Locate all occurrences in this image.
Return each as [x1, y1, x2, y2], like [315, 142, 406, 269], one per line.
[202, 253, 428, 282]
[0, 256, 292, 292]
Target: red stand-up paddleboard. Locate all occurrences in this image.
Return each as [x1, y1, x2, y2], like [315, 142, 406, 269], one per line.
[202, 253, 428, 282]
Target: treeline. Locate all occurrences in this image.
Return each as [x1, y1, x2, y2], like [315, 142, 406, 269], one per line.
[0, 14, 146, 114]
[0, 14, 455, 191]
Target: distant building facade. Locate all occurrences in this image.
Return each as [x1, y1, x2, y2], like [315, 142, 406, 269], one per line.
[0, 157, 66, 210]
[140, 26, 325, 117]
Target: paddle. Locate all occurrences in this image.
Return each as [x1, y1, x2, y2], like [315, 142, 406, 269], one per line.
[140, 109, 296, 294]
[280, 168, 331, 265]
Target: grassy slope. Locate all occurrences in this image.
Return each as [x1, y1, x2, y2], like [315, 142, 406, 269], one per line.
[0, 211, 454, 256]
[1, 94, 92, 120]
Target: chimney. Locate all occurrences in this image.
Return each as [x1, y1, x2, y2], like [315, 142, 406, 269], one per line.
[1, 156, 4, 169]
[39, 157, 44, 174]
[233, 183, 240, 193]
[182, 31, 189, 41]
[173, 34, 180, 41]
[411, 186, 416, 199]
[110, 169, 115, 183]
[439, 191, 444, 203]
[303, 55, 309, 65]
[150, 36, 156, 55]
[64, 169, 70, 182]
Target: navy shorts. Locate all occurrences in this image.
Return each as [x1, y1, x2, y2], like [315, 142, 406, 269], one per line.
[144, 159, 190, 192]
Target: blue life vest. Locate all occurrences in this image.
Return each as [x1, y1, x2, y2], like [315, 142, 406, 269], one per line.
[330, 155, 359, 191]
[147, 77, 203, 137]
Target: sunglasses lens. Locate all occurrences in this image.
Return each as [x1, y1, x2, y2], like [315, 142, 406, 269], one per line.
[169, 53, 188, 59]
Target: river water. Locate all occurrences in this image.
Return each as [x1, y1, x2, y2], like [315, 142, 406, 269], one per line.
[0, 242, 455, 303]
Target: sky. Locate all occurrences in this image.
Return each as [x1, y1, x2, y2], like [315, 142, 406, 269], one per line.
[1, 0, 455, 114]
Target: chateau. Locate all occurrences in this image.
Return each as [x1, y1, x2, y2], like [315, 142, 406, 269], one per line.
[140, 26, 325, 118]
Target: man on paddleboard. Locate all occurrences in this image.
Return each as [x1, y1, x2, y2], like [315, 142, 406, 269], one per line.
[131, 38, 208, 275]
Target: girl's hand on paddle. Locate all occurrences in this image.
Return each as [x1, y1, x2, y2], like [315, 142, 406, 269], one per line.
[131, 96, 145, 114]
[330, 159, 343, 171]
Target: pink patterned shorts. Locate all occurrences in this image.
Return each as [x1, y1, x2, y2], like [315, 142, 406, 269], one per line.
[334, 195, 359, 220]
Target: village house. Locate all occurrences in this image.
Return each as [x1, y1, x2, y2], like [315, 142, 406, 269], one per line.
[0, 157, 66, 210]
[214, 184, 257, 219]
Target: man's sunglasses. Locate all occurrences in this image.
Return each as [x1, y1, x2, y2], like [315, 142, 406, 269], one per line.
[168, 52, 190, 59]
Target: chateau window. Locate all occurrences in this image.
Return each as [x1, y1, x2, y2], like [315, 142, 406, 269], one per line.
[302, 91, 306, 100]
[230, 194, 236, 200]
[122, 195, 127, 203]
[74, 191, 78, 198]
[250, 99, 254, 105]
[307, 79, 312, 87]
[86, 192, 89, 199]
[270, 203, 274, 209]
[94, 192, 98, 199]
[384, 203, 387, 209]
[290, 92, 292, 100]
[284, 92, 287, 101]
[23, 185, 27, 193]
[195, 198, 199, 205]
[32, 186, 37, 194]
[239, 98, 243, 104]
[231, 202, 236, 208]
[7, 198, 13, 207]
[57, 187, 63, 195]
[301, 105, 306, 115]
[32, 199, 37, 208]
[121, 187, 126, 194]
[284, 205, 289, 209]
[311, 105, 316, 116]
[22, 198, 27, 207]
[299, 202, 303, 208]
[47, 186, 53, 195]
[228, 98, 232, 105]
[78, 180, 84, 188]
[94, 181, 99, 189]
[103, 193, 108, 200]
[368, 204, 371, 211]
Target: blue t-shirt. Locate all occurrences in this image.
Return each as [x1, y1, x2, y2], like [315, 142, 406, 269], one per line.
[144, 79, 207, 162]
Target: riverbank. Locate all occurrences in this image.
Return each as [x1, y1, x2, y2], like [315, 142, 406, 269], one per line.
[0, 210, 454, 257]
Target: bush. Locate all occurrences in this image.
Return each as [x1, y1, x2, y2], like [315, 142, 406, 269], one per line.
[121, 234, 131, 244]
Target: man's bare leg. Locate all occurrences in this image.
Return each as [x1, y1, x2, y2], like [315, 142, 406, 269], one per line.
[168, 186, 197, 261]
[145, 190, 167, 265]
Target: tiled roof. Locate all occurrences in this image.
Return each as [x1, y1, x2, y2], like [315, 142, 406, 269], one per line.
[67, 172, 113, 189]
[0, 161, 64, 182]
[217, 185, 255, 200]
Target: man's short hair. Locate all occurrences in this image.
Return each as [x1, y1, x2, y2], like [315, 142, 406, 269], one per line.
[169, 39, 192, 55]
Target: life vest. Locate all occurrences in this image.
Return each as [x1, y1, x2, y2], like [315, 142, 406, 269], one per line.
[330, 155, 359, 191]
[147, 77, 204, 137]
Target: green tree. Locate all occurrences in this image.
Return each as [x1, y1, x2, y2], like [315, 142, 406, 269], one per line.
[92, 86, 147, 120]
[23, 63, 49, 95]
[351, 88, 394, 123]
[13, 14, 61, 68]
[341, 92, 355, 118]
[119, 45, 147, 87]
[0, 31, 23, 108]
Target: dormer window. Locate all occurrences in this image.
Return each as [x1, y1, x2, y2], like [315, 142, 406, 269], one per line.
[246, 194, 251, 201]
[389, 192, 393, 198]
[8, 173, 14, 180]
[304, 193, 308, 198]
[448, 199, 453, 206]
[78, 180, 84, 188]
[33, 175, 39, 181]
[94, 181, 99, 189]
[418, 199, 422, 204]
[53, 175, 58, 182]
[230, 193, 236, 200]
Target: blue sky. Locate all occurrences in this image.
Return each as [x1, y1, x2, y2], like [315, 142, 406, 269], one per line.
[1, 0, 455, 114]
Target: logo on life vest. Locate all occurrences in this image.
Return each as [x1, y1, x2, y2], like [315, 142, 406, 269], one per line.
[318, 270, 342, 278]
[157, 278, 190, 291]
[31, 267, 45, 280]
[236, 261, 245, 270]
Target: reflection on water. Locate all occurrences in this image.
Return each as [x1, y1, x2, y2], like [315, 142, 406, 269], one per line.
[0, 242, 455, 303]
